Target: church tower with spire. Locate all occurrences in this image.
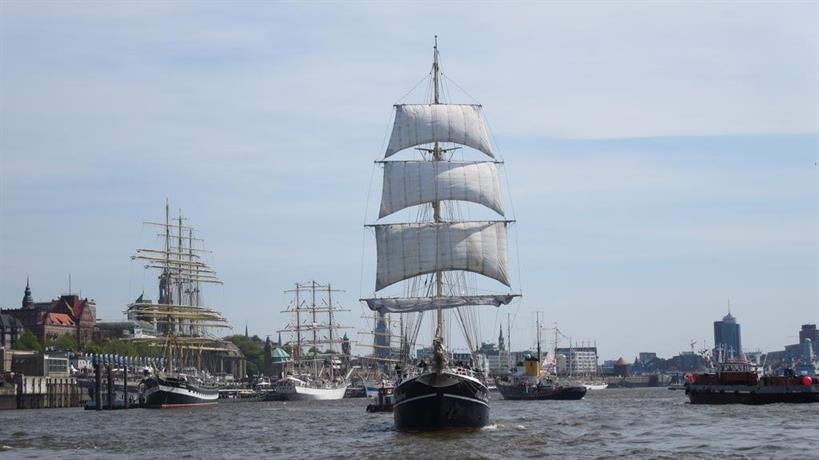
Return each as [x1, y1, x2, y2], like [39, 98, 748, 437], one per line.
[498, 324, 505, 352]
[22, 277, 34, 308]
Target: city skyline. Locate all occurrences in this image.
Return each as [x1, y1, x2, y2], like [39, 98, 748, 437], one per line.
[1, 2, 817, 360]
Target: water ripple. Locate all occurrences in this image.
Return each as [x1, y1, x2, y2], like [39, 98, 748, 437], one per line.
[1, 388, 817, 458]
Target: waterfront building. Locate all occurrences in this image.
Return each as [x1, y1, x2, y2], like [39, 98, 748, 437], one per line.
[744, 351, 763, 365]
[1, 279, 97, 349]
[638, 352, 657, 366]
[799, 324, 818, 354]
[477, 327, 512, 376]
[485, 352, 512, 376]
[263, 337, 291, 378]
[1, 350, 79, 409]
[94, 320, 157, 341]
[613, 357, 630, 376]
[373, 312, 390, 360]
[667, 351, 707, 372]
[555, 346, 599, 375]
[601, 359, 616, 374]
[713, 311, 742, 360]
[342, 333, 351, 357]
[765, 323, 819, 373]
[0, 314, 24, 349]
[11, 351, 70, 377]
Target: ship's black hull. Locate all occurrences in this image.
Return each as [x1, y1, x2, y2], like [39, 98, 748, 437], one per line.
[687, 387, 819, 404]
[393, 371, 489, 431]
[142, 375, 218, 408]
[496, 382, 587, 400]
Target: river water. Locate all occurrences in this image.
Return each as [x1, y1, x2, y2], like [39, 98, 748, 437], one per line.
[1, 388, 816, 459]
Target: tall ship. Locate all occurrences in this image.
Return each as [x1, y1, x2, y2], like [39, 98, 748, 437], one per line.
[127, 201, 232, 408]
[275, 281, 350, 400]
[362, 38, 519, 431]
[496, 313, 587, 401]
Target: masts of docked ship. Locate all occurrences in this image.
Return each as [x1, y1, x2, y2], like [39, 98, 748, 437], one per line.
[276, 282, 351, 401]
[126, 202, 232, 366]
[280, 281, 350, 377]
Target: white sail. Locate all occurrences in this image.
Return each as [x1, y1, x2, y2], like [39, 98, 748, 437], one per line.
[380, 161, 504, 218]
[374, 221, 510, 291]
[364, 294, 517, 314]
[385, 104, 494, 158]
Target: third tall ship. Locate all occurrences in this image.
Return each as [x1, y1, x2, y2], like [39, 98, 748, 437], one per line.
[275, 281, 350, 400]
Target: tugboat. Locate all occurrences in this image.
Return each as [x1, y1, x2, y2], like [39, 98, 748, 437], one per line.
[686, 361, 819, 404]
[496, 355, 587, 401]
[366, 383, 395, 413]
[496, 312, 587, 401]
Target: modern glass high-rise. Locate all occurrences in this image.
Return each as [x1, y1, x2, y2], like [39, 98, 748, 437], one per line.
[713, 312, 742, 360]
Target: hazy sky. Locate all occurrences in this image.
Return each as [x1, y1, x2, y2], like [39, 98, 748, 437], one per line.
[1, 1, 817, 360]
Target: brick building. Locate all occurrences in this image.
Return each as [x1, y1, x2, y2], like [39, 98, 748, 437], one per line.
[0, 314, 24, 349]
[1, 279, 97, 349]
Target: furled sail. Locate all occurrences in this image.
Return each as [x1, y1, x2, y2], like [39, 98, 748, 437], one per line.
[385, 104, 494, 158]
[380, 161, 504, 218]
[374, 221, 509, 291]
[363, 294, 518, 314]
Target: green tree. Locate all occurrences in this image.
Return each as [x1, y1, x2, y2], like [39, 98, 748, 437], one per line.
[84, 341, 104, 355]
[53, 333, 78, 351]
[105, 339, 138, 356]
[17, 330, 43, 351]
[224, 335, 264, 377]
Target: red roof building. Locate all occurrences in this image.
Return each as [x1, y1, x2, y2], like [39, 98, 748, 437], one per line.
[1, 280, 97, 349]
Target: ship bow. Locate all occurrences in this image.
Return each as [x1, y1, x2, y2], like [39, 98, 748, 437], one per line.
[393, 371, 489, 431]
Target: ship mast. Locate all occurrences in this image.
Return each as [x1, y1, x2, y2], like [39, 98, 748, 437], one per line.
[311, 281, 318, 377]
[432, 35, 444, 342]
[536, 312, 542, 364]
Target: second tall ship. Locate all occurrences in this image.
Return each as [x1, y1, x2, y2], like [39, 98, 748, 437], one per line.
[127, 201, 232, 408]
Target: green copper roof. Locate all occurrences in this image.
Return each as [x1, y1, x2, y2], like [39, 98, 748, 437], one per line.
[270, 347, 290, 362]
